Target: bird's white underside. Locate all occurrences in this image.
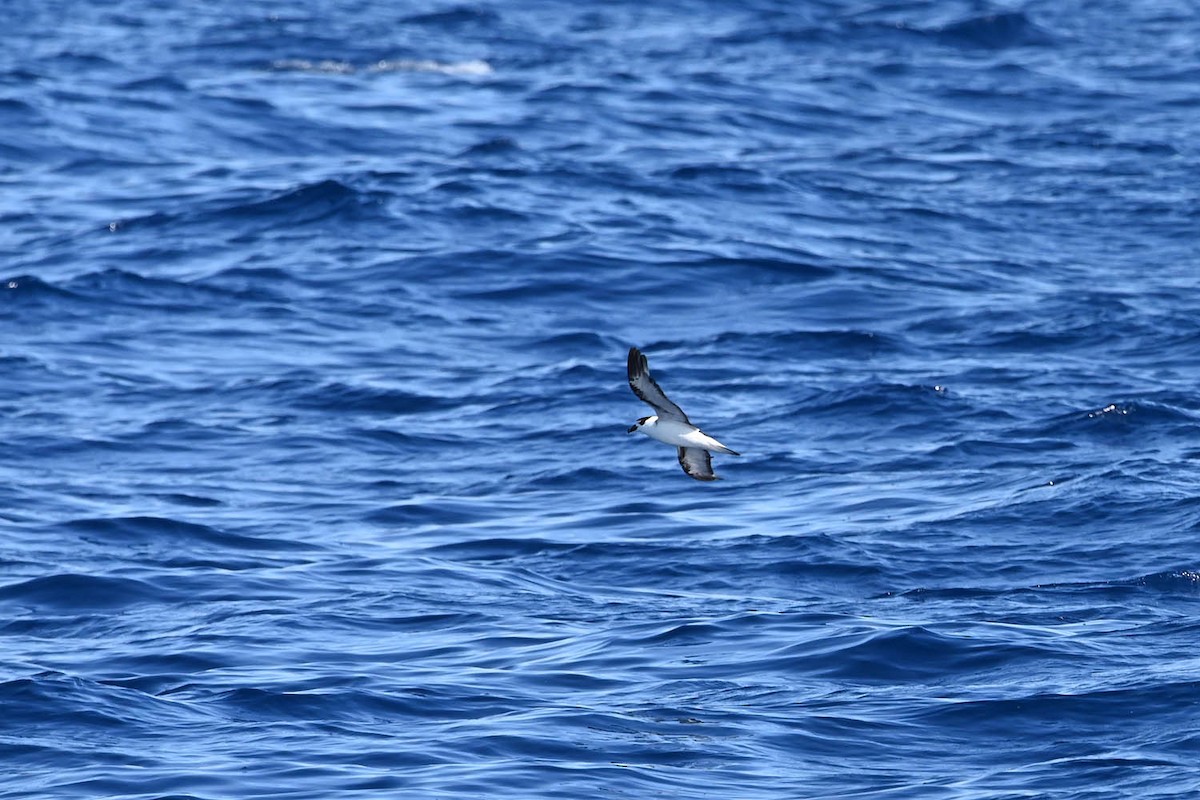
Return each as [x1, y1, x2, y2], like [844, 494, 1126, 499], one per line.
[637, 416, 736, 455]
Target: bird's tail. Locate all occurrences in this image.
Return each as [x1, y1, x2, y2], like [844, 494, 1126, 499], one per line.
[706, 438, 740, 456]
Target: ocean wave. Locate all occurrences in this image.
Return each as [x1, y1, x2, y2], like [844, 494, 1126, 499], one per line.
[926, 11, 1055, 50]
[61, 515, 309, 553]
[0, 574, 170, 610]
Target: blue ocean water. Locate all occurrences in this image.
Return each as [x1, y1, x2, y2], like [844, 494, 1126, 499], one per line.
[3, 0, 1200, 796]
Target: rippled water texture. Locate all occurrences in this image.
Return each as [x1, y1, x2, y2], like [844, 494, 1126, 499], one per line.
[3, 1, 1200, 798]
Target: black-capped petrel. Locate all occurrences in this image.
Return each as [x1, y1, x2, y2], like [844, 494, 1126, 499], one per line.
[626, 346, 740, 481]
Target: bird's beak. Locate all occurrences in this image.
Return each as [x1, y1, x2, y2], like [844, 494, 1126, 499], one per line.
[627, 424, 638, 433]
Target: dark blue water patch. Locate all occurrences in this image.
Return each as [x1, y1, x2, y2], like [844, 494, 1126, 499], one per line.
[460, 136, 522, 157]
[221, 179, 375, 223]
[367, 500, 494, 527]
[712, 327, 901, 358]
[390, 249, 619, 291]
[110, 418, 243, 451]
[0, 671, 209, 757]
[518, 465, 625, 490]
[0, 274, 81, 311]
[48, 155, 187, 180]
[0, 354, 72, 399]
[422, 537, 583, 561]
[664, 163, 781, 194]
[2, 268, 296, 324]
[455, 277, 611, 303]
[60, 516, 310, 554]
[927, 11, 1056, 50]
[294, 381, 457, 415]
[781, 622, 1066, 683]
[889, 580, 1200, 635]
[105, 179, 391, 240]
[524, 330, 610, 352]
[782, 382, 959, 433]
[117, 74, 190, 94]
[0, 96, 41, 140]
[66, 268, 263, 312]
[503, 535, 891, 602]
[41, 51, 121, 73]
[927, 434, 1078, 465]
[1046, 399, 1200, 441]
[916, 678, 1200, 735]
[0, 574, 171, 611]
[672, 254, 836, 281]
[1129, 570, 1200, 597]
[968, 300, 1179, 356]
[345, 427, 468, 456]
[209, 684, 490, 724]
[1011, 125, 1182, 159]
[195, 265, 302, 293]
[401, 6, 502, 29]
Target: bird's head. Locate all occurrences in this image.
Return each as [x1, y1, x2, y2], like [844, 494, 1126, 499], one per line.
[627, 416, 652, 434]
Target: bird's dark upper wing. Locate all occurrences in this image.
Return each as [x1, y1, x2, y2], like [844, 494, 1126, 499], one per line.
[627, 346, 690, 423]
[677, 447, 717, 481]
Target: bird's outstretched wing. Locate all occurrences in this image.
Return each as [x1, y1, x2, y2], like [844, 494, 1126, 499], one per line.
[628, 346, 690, 422]
[678, 447, 717, 481]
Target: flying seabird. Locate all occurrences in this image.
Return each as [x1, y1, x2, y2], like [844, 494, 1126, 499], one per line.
[626, 346, 740, 481]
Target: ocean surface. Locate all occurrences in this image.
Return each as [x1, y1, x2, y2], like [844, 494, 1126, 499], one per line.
[3, 1, 1200, 797]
